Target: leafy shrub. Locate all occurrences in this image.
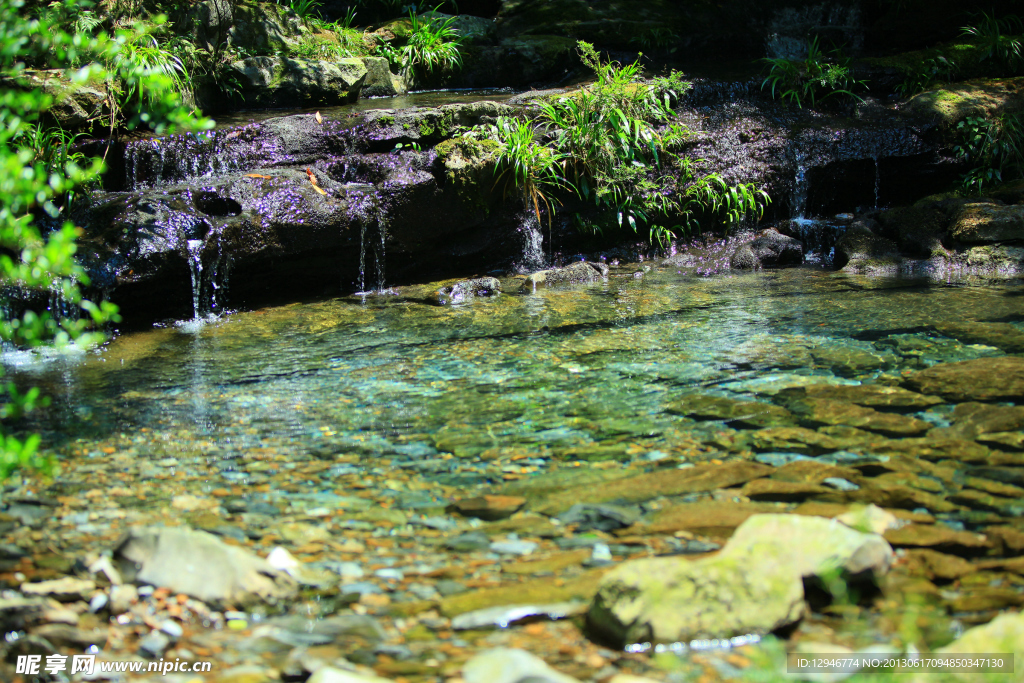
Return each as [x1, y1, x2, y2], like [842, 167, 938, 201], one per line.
[402, 7, 463, 73]
[496, 41, 767, 248]
[762, 37, 867, 108]
[961, 11, 1023, 72]
[896, 54, 958, 97]
[0, 0, 211, 481]
[494, 117, 568, 230]
[954, 113, 1024, 191]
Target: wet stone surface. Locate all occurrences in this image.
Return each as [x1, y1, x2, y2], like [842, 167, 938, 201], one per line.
[3, 266, 1024, 681]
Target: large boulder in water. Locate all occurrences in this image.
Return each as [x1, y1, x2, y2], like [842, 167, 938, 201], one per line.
[229, 56, 368, 107]
[949, 203, 1024, 244]
[522, 261, 609, 289]
[587, 513, 892, 646]
[834, 219, 901, 273]
[730, 228, 803, 269]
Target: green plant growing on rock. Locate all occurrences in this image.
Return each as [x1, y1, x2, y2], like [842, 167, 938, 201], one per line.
[527, 41, 767, 246]
[402, 6, 463, 74]
[494, 116, 569, 231]
[762, 36, 867, 108]
[0, 0, 211, 482]
[961, 11, 1023, 73]
[954, 113, 1024, 192]
[896, 54, 958, 97]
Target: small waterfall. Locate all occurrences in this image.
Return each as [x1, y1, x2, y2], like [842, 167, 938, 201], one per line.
[873, 156, 881, 210]
[186, 239, 204, 320]
[354, 203, 387, 295]
[793, 154, 810, 219]
[517, 213, 546, 272]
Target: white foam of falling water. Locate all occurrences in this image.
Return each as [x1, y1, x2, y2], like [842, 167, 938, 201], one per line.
[186, 239, 204, 321]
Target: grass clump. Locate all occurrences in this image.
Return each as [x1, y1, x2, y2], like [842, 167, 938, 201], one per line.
[762, 36, 867, 109]
[494, 41, 768, 248]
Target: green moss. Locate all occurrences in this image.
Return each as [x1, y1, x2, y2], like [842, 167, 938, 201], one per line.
[418, 120, 435, 136]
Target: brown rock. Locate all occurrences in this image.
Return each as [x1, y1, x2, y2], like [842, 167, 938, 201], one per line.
[502, 549, 591, 575]
[778, 383, 943, 409]
[903, 356, 1024, 402]
[935, 321, 1024, 354]
[785, 397, 931, 436]
[902, 549, 977, 581]
[637, 500, 781, 539]
[770, 460, 863, 485]
[740, 479, 836, 502]
[749, 427, 841, 455]
[947, 587, 1024, 612]
[664, 395, 795, 428]
[450, 495, 527, 521]
[947, 489, 1017, 513]
[983, 526, 1024, 554]
[853, 480, 959, 513]
[536, 461, 773, 515]
[942, 402, 1024, 439]
[872, 437, 990, 463]
[884, 524, 991, 553]
[792, 501, 935, 524]
[870, 471, 944, 493]
[440, 568, 609, 617]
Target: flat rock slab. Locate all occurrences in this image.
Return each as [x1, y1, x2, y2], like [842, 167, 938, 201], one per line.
[935, 321, 1024, 354]
[589, 514, 892, 646]
[450, 495, 527, 520]
[113, 526, 297, 606]
[777, 383, 943, 409]
[785, 397, 931, 436]
[903, 356, 1024, 402]
[536, 461, 773, 515]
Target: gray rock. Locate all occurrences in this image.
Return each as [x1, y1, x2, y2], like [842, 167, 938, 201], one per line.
[445, 531, 492, 552]
[307, 665, 393, 683]
[489, 540, 538, 555]
[267, 614, 386, 642]
[112, 526, 296, 606]
[435, 579, 468, 596]
[729, 243, 759, 269]
[6, 70, 108, 129]
[750, 228, 804, 267]
[452, 602, 587, 630]
[229, 56, 368, 108]
[359, 56, 408, 97]
[557, 504, 640, 532]
[523, 261, 609, 289]
[438, 277, 502, 304]
[835, 222, 901, 271]
[588, 513, 892, 646]
[463, 647, 581, 683]
[138, 630, 171, 658]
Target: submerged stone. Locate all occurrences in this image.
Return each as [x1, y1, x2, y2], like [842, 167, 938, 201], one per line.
[784, 397, 931, 436]
[904, 356, 1024, 402]
[777, 383, 942, 409]
[664, 394, 796, 428]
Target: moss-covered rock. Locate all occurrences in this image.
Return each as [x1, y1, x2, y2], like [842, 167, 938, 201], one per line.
[229, 56, 367, 107]
[905, 77, 1024, 129]
[588, 513, 892, 646]
[949, 203, 1024, 243]
[5, 69, 109, 130]
[835, 221, 901, 273]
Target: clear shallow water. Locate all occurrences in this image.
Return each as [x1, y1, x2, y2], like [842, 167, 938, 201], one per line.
[12, 267, 1024, 462]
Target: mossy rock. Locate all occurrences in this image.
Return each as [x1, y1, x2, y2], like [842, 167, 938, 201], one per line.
[905, 77, 1024, 129]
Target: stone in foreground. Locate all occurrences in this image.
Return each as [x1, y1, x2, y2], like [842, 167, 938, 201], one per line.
[113, 526, 297, 606]
[588, 514, 892, 646]
[462, 647, 581, 683]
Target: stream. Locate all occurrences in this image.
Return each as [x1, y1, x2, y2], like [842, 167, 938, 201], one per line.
[4, 86, 1024, 681]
